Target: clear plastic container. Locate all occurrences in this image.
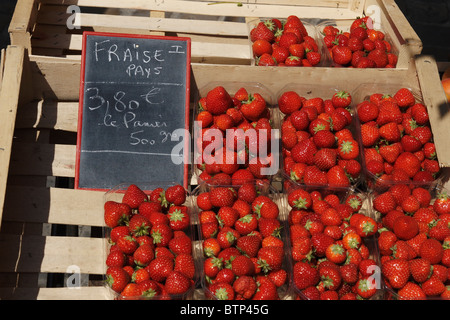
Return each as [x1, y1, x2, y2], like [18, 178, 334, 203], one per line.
[351, 83, 443, 191]
[191, 81, 280, 185]
[247, 17, 329, 67]
[191, 179, 294, 300]
[103, 182, 200, 300]
[316, 19, 400, 68]
[276, 83, 364, 189]
[370, 182, 450, 300]
[283, 179, 385, 300]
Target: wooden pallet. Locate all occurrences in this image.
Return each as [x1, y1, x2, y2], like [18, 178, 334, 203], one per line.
[8, 0, 422, 68]
[0, 41, 448, 299]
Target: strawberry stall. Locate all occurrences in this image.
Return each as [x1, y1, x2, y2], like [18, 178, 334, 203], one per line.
[0, 0, 449, 301]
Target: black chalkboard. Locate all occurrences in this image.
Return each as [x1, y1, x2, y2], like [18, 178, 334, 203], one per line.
[75, 32, 191, 191]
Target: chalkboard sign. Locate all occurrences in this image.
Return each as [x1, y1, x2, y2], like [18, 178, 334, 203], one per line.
[75, 32, 191, 191]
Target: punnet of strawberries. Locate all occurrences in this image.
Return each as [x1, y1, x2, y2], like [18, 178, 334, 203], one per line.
[284, 181, 382, 300]
[194, 84, 277, 184]
[279, 87, 362, 188]
[355, 86, 440, 189]
[320, 16, 398, 68]
[249, 15, 323, 67]
[194, 180, 291, 300]
[104, 183, 197, 300]
[373, 184, 450, 300]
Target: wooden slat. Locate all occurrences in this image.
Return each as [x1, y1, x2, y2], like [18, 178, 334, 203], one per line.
[31, 33, 251, 63]
[0, 46, 26, 229]
[39, 0, 362, 19]
[415, 55, 450, 168]
[9, 142, 76, 177]
[36, 11, 249, 37]
[0, 234, 107, 274]
[0, 286, 110, 300]
[16, 100, 78, 132]
[3, 186, 105, 227]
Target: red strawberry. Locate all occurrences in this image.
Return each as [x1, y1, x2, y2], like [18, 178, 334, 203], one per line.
[206, 86, 233, 115]
[146, 256, 174, 282]
[394, 88, 415, 108]
[397, 282, 426, 300]
[357, 101, 379, 123]
[240, 93, 267, 122]
[151, 223, 173, 247]
[419, 238, 444, 264]
[314, 148, 337, 171]
[231, 254, 255, 276]
[165, 185, 186, 206]
[168, 233, 192, 256]
[209, 187, 235, 207]
[337, 139, 359, 160]
[104, 201, 132, 228]
[327, 165, 350, 187]
[379, 143, 401, 164]
[411, 103, 429, 125]
[257, 246, 284, 272]
[122, 184, 148, 209]
[331, 91, 352, 108]
[128, 214, 152, 237]
[116, 235, 138, 255]
[382, 258, 410, 289]
[409, 258, 432, 283]
[231, 275, 256, 299]
[293, 261, 319, 290]
[291, 139, 317, 165]
[164, 271, 192, 296]
[236, 235, 261, 258]
[393, 152, 421, 178]
[251, 21, 275, 43]
[278, 91, 303, 115]
[379, 122, 401, 142]
[106, 266, 130, 293]
[174, 253, 196, 280]
[332, 45, 352, 65]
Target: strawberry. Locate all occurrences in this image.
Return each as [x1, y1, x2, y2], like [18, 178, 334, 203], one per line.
[382, 258, 410, 289]
[231, 254, 255, 276]
[122, 184, 148, 209]
[106, 266, 130, 293]
[355, 216, 378, 237]
[357, 100, 379, 123]
[327, 165, 350, 187]
[120, 283, 143, 299]
[378, 143, 401, 164]
[168, 233, 192, 256]
[165, 185, 186, 206]
[240, 93, 267, 122]
[332, 45, 352, 65]
[303, 165, 328, 185]
[313, 148, 337, 171]
[204, 256, 223, 278]
[419, 238, 444, 264]
[360, 123, 380, 147]
[393, 152, 421, 178]
[133, 243, 155, 267]
[355, 277, 377, 299]
[217, 227, 239, 249]
[393, 215, 419, 240]
[217, 206, 239, 228]
[337, 139, 359, 160]
[106, 250, 126, 268]
[251, 21, 275, 43]
[379, 121, 401, 142]
[164, 271, 192, 296]
[116, 235, 138, 255]
[128, 214, 152, 237]
[234, 214, 258, 235]
[433, 190, 450, 215]
[104, 201, 132, 228]
[312, 130, 335, 148]
[209, 187, 235, 208]
[331, 91, 352, 108]
[293, 261, 319, 290]
[146, 256, 174, 282]
[174, 253, 196, 280]
[278, 91, 303, 114]
[325, 243, 346, 264]
[236, 235, 261, 258]
[151, 223, 173, 247]
[209, 282, 235, 300]
[409, 258, 432, 283]
[233, 275, 257, 299]
[257, 246, 284, 272]
[291, 139, 317, 165]
[367, 48, 388, 68]
[397, 282, 426, 300]
[422, 275, 446, 296]
[206, 86, 233, 115]
[411, 103, 429, 125]
[394, 88, 415, 108]
[258, 217, 281, 238]
[138, 279, 161, 298]
[256, 53, 277, 66]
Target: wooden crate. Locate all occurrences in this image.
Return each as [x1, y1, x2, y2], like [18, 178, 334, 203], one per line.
[0, 42, 448, 299]
[8, 0, 422, 68]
